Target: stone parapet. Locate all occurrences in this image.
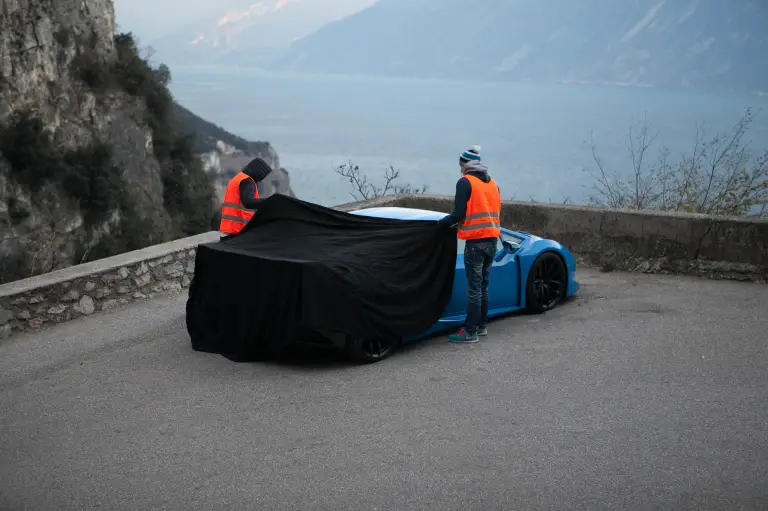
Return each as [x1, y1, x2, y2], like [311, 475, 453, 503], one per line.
[379, 195, 768, 282]
[0, 232, 218, 339]
[1, 195, 765, 340]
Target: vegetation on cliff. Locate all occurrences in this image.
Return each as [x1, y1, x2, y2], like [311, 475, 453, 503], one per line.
[0, 113, 123, 228]
[0, 31, 255, 283]
[171, 102, 271, 155]
[74, 32, 216, 238]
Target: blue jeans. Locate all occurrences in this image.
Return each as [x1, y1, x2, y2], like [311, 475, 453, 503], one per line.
[463, 238, 496, 334]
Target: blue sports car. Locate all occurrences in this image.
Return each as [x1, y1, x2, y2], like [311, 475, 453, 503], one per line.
[325, 205, 581, 363]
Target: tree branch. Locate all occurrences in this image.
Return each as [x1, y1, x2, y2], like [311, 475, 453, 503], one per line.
[335, 161, 427, 200]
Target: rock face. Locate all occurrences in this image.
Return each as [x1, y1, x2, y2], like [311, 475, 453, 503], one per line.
[0, 246, 199, 338]
[200, 140, 295, 212]
[0, 0, 172, 279]
[0, 0, 294, 283]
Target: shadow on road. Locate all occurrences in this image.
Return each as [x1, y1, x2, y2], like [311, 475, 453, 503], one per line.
[191, 295, 587, 371]
[220, 344, 357, 370]
[209, 307, 543, 370]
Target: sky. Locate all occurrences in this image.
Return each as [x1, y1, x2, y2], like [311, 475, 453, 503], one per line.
[113, 0, 377, 44]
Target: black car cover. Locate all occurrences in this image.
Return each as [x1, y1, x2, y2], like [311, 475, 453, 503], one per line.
[186, 194, 457, 357]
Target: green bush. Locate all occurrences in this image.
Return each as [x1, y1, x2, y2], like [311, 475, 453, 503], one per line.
[0, 254, 30, 284]
[110, 33, 175, 161]
[61, 143, 123, 224]
[7, 197, 30, 223]
[104, 33, 214, 234]
[0, 113, 59, 190]
[72, 52, 111, 91]
[0, 111, 123, 227]
[162, 134, 215, 236]
[172, 101, 271, 154]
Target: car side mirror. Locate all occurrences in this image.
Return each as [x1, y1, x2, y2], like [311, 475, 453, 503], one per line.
[502, 240, 514, 253]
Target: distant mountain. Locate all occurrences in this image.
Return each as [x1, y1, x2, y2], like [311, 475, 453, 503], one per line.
[172, 102, 270, 155]
[274, 0, 768, 93]
[149, 0, 377, 67]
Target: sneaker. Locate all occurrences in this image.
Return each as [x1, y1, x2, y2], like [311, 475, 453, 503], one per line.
[477, 327, 488, 336]
[448, 328, 479, 343]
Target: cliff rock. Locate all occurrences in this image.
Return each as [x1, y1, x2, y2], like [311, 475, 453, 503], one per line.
[171, 102, 295, 215]
[200, 140, 294, 207]
[0, 0, 293, 283]
[0, 0, 174, 280]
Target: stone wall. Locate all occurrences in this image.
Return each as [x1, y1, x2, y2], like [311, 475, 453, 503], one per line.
[0, 232, 218, 339]
[1, 194, 765, 340]
[363, 195, 768, 282]
[0, 199, 374, 340]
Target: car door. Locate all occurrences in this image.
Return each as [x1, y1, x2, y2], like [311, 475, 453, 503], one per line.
[487, 234, 521, 312]
[442, 238, 470, 319]
[448, 235, 520, 318]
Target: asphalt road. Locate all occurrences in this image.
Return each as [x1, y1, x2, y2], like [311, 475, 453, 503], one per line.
[1, 269, 767, 510]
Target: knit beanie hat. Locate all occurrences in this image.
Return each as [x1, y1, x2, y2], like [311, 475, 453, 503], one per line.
[459, 145, 482, 164]
[242, 157, 273, 182]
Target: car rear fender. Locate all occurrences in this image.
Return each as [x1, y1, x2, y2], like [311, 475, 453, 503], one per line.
[514, 241, 579, 306]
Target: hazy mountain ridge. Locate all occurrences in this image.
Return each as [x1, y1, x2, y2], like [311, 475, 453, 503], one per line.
[149, 0, 377, 66]
[275, 0, 768, 93]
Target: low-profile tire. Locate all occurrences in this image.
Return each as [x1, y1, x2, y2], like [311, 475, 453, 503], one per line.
[525, 251, 567, 314]
[185, 276, 211, 351]
[344, 336, 400, 363]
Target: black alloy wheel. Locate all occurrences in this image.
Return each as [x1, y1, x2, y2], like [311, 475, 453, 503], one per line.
[345, 336, 399, 363]
[525, 252, 567, 314]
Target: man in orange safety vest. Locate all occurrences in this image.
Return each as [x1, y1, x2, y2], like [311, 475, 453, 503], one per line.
[219, 157, 273, 240]
[437, 145, 501, 343]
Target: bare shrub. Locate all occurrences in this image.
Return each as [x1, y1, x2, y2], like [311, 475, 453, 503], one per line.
[584, 108, 767, 218]
[335, 161, 428, 201]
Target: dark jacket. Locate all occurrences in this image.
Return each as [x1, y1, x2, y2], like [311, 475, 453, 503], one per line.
[238, 157, 273, 209]
[238, 177, 261, 209]
[437, 161, 499, 235]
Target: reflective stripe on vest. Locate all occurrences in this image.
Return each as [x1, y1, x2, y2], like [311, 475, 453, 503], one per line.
[219, 172, 259, 235]
[457, 174, 501, 240]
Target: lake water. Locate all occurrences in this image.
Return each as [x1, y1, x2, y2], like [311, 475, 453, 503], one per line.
[168, 66, 768, 207]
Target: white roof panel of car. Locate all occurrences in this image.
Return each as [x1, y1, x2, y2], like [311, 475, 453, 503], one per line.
[349, 207, 448, 221]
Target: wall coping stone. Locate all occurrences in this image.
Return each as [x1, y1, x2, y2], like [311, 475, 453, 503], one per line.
[350, 194, 768, 224]
[0, 232, 220, 299]
[387, 194, 768, 279]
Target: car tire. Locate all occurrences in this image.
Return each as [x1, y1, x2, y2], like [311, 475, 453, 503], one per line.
[185, 276, 210, 350]
[344, 336, 400, 363]
[525, 251, 567, 314]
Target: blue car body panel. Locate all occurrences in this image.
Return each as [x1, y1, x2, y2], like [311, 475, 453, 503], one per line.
[349, 206, 580, 342]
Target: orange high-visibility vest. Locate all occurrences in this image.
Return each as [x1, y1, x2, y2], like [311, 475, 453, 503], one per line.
[457, 174, 501, 240]
[219, 172, 259, 235]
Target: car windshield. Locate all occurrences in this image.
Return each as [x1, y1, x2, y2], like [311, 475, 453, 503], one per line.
[456, 231, 524, 254]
